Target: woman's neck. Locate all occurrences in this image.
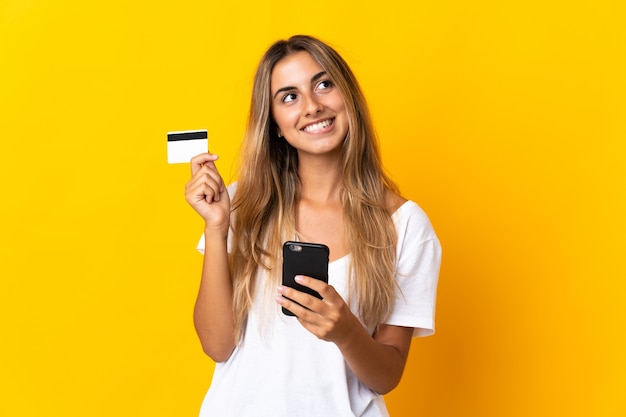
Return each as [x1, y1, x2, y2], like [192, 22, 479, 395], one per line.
[297, 154, 342, 203]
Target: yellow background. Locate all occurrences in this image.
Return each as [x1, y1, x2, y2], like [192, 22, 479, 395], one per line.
[1, 0, 624, 416]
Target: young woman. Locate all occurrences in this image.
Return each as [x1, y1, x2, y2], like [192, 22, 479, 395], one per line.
[185, 35, 441, 417]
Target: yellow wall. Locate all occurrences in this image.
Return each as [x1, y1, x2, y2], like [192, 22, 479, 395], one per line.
[1, 1, 624, 416]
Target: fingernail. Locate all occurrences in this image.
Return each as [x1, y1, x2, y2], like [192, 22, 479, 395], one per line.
[294, 275, 304, 283]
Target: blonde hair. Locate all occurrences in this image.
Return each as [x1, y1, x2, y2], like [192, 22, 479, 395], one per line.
[230, 35, 399, 340]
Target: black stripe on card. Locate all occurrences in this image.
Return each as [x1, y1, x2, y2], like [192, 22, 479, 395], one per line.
[167, 130, 208, 141]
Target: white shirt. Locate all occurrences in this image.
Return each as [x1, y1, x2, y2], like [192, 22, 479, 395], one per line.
[196, 190, 441, 417]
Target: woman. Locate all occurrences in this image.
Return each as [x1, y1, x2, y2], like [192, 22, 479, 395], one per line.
[185, 35, 441, 417]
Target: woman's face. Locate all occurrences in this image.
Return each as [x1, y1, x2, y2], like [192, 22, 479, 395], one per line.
[270, 51, 348, 158]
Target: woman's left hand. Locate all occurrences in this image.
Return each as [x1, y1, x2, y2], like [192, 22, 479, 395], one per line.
[276, 275, 360, 344]
[277, 274, 414, 395]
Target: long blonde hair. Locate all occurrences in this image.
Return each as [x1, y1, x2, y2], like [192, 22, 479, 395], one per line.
[230, 35, 399, 340]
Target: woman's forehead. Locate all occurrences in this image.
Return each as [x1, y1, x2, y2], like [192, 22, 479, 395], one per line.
[270, 52, 324, 88]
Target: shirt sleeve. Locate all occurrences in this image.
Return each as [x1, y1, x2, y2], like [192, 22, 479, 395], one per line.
[385, 201, 442, 337]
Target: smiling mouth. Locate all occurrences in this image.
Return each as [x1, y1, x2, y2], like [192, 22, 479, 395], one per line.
[302, 118, 335, 133]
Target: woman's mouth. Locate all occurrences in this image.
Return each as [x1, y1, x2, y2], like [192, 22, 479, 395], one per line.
[302, 118, 335, 133]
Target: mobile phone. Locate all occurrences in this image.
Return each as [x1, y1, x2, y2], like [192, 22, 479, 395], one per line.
[281, 241, 330, 316]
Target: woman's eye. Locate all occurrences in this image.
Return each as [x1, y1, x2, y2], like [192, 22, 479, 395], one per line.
[317, 80, 333, 90]
[282, 92, 297, 103]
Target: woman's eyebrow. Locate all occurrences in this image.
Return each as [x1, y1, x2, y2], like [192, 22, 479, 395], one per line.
[273, 85, 295, 99]
[310, 71, 327, 84]
[272, 71, 328, 99]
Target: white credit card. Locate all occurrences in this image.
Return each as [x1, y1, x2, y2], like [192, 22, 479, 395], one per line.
[167, 129, 208, 164]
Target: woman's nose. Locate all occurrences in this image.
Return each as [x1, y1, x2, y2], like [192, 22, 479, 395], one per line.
[302, 94, 323, 116]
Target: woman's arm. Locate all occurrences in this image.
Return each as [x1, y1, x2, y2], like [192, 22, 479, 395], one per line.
[193, 232, 236, 362]
[185, 153, 236, 362]
[336, 322, 413, 394]
[276, 276, 413, 394]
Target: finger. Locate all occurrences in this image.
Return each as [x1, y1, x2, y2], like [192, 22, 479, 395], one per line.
[187, 170, 221, 195]
[277, 285, 324, 314]
[186, 172, 222, 204]
[186, 182, 214, 205]
[190, 164, 225, 199]
[294, 275, 335, 300]
[275, 292, 319, 320]
[190, 152, 219, 176]
[202, 175, 225, 203]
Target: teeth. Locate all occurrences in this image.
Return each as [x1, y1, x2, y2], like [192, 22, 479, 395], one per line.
[303, 119, 333, 133]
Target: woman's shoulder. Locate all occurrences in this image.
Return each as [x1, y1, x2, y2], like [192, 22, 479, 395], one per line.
[385, 189, 407, 215]
[391, 197, 438, 244]
[385, 189, 431, 219]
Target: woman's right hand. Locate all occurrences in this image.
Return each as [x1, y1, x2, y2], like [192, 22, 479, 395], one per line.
[185, 153, 230, 236]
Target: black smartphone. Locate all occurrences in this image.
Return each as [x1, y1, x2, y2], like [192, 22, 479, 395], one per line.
[281, 241, 330, 316]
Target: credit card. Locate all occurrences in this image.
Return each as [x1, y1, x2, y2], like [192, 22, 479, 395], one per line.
[167, 129, 208, 164]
